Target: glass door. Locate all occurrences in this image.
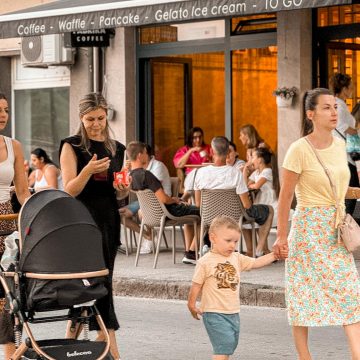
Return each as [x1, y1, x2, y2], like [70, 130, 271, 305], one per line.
[327, 43, 360, 107]
[318, 41, 360, 108]
[140, 53, 226, 176]
[140, 58, 192, 176]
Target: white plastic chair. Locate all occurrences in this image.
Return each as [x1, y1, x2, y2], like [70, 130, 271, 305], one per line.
[134, 189, 200, 269]
[199, 188, 257, 256]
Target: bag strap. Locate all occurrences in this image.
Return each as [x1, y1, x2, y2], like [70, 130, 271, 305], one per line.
[335, 128, 346, 140]
[304, 137, 343, 239]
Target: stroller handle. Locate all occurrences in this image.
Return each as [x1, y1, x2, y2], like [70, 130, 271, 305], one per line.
[0, 214, 18, 237]
[0, 214, 19, 221]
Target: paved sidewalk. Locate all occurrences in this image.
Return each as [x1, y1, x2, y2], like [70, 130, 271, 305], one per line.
[113, 246, 360, 308]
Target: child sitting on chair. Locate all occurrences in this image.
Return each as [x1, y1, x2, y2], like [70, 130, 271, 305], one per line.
[187, 216, 287, 360]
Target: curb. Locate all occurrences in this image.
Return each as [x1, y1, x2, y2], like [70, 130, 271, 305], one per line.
[113, 278, 286, 308]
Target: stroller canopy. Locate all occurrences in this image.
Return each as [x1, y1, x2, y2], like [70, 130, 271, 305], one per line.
[19, 189, 106, 273]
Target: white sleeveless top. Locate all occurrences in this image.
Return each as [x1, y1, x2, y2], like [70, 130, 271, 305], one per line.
[34, 165, 63, 191]
[0, 136, 15, 203]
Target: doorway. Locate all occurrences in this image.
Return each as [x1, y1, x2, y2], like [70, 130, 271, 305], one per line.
[140, 52, 226, 176]
[153, 58, 192, 176]
[324, 42, 360, 108]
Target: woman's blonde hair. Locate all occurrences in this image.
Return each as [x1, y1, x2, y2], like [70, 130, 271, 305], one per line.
[77, 92, 116, 156]
[239, 124, 264, 149]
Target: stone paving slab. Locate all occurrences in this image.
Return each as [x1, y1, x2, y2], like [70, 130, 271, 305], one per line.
[113, 246, 360, 308]
[113, 249, 286, 306]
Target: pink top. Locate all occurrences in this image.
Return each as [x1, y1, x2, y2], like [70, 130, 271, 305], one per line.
[173, 144, 211, 175]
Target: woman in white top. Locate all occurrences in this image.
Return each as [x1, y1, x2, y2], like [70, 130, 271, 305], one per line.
[244, 147, 279, 255]
[330, 73, 359, 215]
[0, 93, 30, 359]
[28, 148, 63, 191]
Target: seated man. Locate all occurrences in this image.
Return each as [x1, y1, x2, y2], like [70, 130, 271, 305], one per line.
[194, 136, 274, 257]
[127, 141, 200, 265]
[181, 140, 245, 202]
[120, 144, 172, 254]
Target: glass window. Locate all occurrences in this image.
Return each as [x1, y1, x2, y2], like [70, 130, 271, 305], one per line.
[139, 25, 178, 44]
[138, 20, 225, 44]
[231, 14, 276, 35]
[178, 53, 225, 141]
[317, 5, 360, 27]
[232, 47, 277, 160]
[327, 45, 360, 107]
[14, 88, 69, 164]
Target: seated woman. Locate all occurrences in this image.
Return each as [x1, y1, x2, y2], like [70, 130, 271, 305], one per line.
[239, 124, 270, 175]
[28, 148, 63, 191]
[173, 127, 211, 194]
[243, 147, 279, 256]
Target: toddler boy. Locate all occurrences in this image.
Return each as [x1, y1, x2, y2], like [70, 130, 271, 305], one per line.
[187, 215, 286, 360]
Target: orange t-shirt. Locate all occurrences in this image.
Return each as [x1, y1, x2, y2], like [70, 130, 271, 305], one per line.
[192, 251, 255, 314]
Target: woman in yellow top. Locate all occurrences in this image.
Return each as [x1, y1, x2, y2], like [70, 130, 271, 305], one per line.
[273, 88, 360, 359]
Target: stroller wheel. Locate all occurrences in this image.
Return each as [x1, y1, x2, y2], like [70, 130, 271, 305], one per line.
[21, 349, 40, 359]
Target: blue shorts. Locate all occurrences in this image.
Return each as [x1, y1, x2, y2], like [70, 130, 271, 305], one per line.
[126, 201, 140, 215]
[202, 312, 240, 355]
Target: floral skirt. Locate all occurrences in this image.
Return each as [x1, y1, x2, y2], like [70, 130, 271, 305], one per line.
[285, 206, 360, 326]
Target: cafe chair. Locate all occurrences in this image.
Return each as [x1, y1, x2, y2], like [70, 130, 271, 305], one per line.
[134, 189, 200, 269]
[199, 188, 257, 256]
[118, 191, 139, 256]
[170, 176, 180, 197]
[176, 168, 185, 195]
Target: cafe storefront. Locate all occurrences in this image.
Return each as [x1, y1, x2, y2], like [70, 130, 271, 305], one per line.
[0, 0, 357, 170]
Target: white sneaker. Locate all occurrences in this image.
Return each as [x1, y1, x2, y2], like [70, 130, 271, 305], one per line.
[140, 239, 153, 254]
[201, 245, 210, 256]
[255, 250, 264, 258]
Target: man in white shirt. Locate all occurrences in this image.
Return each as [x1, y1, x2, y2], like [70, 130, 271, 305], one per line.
[194, 136, 274, 257]
[145, 144, 172, 197]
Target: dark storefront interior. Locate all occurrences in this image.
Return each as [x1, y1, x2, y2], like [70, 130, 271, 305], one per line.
[137, 5, 360, 176]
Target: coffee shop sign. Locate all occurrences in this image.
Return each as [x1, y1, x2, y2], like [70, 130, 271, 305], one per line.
[16, 0, 306, 36]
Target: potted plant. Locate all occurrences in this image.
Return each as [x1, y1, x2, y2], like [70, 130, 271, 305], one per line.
[273, 86, 297, 107]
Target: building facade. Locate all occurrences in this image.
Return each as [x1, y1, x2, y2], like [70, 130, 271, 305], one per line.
[0, 1, 358, 172]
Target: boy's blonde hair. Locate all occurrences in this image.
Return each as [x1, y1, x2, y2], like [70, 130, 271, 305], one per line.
[208, 216, 241, 236]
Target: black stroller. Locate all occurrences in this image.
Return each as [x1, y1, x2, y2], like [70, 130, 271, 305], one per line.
[0, 189, 113, 359]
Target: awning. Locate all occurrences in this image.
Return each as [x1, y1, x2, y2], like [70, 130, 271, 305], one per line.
[0, 0, 352, 39]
